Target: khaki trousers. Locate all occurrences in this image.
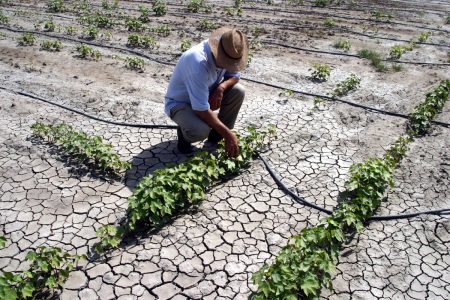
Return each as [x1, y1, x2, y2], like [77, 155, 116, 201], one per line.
[170, 83, 245, 143]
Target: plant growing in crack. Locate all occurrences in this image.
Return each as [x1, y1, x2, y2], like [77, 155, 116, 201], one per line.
[332, 74, 361, 96]
[309, 63, 331, 82]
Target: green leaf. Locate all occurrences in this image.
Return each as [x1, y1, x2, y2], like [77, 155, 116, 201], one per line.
[0, 236, 6, 248]
[21, 282, 34, 298]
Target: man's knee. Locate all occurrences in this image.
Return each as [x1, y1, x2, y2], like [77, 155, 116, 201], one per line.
[182, 124, 210, 143]
[232, 83, 245, 99]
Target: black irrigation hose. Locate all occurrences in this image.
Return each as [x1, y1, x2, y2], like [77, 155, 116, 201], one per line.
[1, 25, 450, 129]
[1, 85, 449, 222]
[258, 153, 450, 221]
[264, 40, 450, 66]
[0, 87, 177, 129]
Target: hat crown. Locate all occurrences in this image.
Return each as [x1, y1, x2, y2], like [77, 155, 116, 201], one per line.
[221, 29, 244, 59]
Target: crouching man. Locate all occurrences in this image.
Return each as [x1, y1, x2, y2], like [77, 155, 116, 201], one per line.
[164, 27, 249, 157]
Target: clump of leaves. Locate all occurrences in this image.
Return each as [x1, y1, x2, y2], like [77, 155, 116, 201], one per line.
[43, 19, 56, 32]
[96, 125, 276, 250]
[417, 31, 431, 42]
[31, 122, 130, 173]
[137, 5, 151, 22]
[187, 0, 213, 13]
[125, 17, 145, 32]
[323, 17, 336, 27]
[0, 236, 6, 248]
[371, 9, 393, 20]
[0, 246, 86, 300]
[389, 44, 405, 60]
[391, 63, 404, 72]
[127, 34, 158, 49]
[64, 25, 77, 35]
[333, 39, 351, 51]
[83, 25, 100, 40]
[358, 49, 387, 72]
[408, 80, 450, 136]
[198, 18, 217, 31]
[180, 38, 192, 52]
[17, 33, 36, 46]
[95, 225, 125, 252]
[40, 40, 62, 51]
[315, 0, 331, 7]
[125, 56, 145, 72]
[153, 0, 168, 16]
[310, 63, 331, 82]
[47, 0, 64, 13]
[0, 10, 10, 24]
[151, 24, 171, 37]
[101, 0, 119, 11]
[332, 73, 361, 96]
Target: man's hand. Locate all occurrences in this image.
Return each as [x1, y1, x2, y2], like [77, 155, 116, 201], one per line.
[224, 132, 239, 158]
[208, 86, 224, 111]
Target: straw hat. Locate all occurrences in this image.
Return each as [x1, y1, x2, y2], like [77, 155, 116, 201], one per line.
[208, 27, 249, 72]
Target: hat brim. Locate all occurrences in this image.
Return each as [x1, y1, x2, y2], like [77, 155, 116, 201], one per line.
[208, 27, 249, 72]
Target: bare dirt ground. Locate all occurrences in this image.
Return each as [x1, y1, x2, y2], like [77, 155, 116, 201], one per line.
[0, 0, 449, 299]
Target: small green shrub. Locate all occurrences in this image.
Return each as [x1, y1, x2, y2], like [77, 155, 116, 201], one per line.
[127, 34, 158, 49]
[0, 10, 9, 24]
[95, 225, 124, 252]
[76, 44, 102, 60]
[333, 39, 351, 51]
[408, 80, 450, 135]
[47, 0, 64, 13]
[417, 31, 431, 42]
[371, 10, 393, 20]
[125, 17, 145, 32]
[153, 0, 168, 16]
[180, 38, 192, 52]
[83, 25, 99, 40]
[101, 0, 119, 10]
[138, 5, 150, 22]
[0, 236, 6, 248]
[64, 25, 77, 35]
[358, 49, 387, 72]
[310, 63, 331, 82]
[0, 246, 86, 300]
[315, 0, 330, 7]
[332, 74, 361, 96]
[43, 20, 55, 32]
[198, 18, 217, 31]
[151, 24, 170, 37]
[389, 44, 405, 60]
[324, 17, 336, 27]
[40, 40, 62, 51]
[125, 56, 145, 71]
[187, 0, 212, 13]
[17, 33, 36, 46]
[32, 122, 130, 172]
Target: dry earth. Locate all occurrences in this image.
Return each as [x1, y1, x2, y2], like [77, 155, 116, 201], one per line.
[0, 0, 449, 299]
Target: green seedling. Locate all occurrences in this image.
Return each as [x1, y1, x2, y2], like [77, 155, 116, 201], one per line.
[64, 25, 77, 35]
[324, 17, 336, 27]
[0, 245, 86, 300]
[198, 18, 217, 31]
[101, 0, 119, 10]
[40, 40, 62, 51]
[125, 56, 145, 71]
[153, 0, 168, 16]
[417, 31, 430, 42]
[0, 10, 9, 24]
[47, 0, 64, 12]
[17, 32, 36, 46]
[310, 63, 331, 82]
[125, 17, 145, 32]
[83, 25, 99, 40]
[138, 5, 151, 22]
[151, 24, 170, 37]
[333, 39, 351, 51]
[389, 44, 405, 59]
[43, 19, 55, 32]
[358, 49, 387, 72]
[180, 38, 192, 52]
[127, 34, 158, 49]
[76, 44, 102, 60]
[332, 74, 361, 96]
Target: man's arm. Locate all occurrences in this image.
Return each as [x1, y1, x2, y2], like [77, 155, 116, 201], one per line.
[209, 77, 239, 110]
[194, 109, 239, 157]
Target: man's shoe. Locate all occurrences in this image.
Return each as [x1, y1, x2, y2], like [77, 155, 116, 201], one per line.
[207, 129, 223, 144]
[177, 127, 193, 154]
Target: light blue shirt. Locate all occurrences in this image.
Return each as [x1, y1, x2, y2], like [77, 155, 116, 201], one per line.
[164, 40, 240, 116]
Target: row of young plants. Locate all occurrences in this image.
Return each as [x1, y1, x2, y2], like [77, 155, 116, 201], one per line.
[0, 237, 86, 300]
[251, 79, 450, 299]
[31, 122, 131, 174]
[95, 125, 277, 251]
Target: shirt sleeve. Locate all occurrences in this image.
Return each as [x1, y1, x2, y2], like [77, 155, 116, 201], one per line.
[224, 70, 241, 78]
[183, 57, 210, 111]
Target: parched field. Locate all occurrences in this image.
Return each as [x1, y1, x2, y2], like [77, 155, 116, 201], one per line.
[0, 0, 449, 299]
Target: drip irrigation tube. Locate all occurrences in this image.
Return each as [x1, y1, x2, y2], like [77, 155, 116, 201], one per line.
[1, 85, 449, 222]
